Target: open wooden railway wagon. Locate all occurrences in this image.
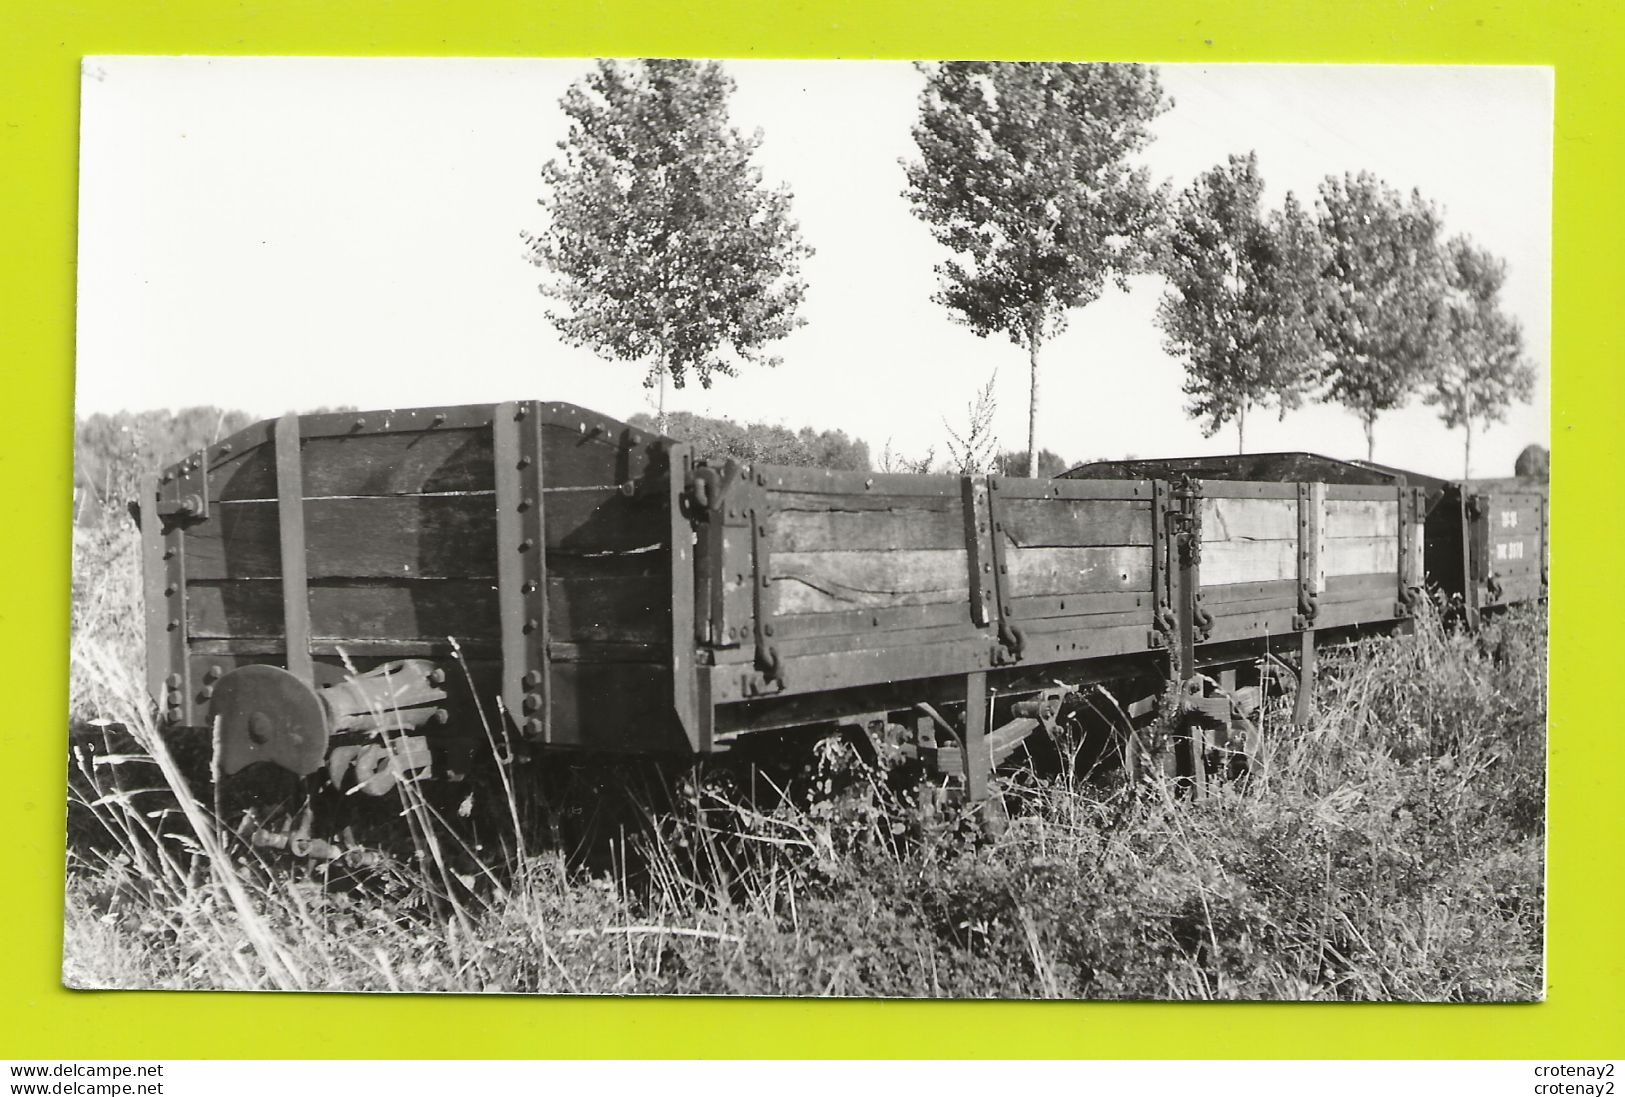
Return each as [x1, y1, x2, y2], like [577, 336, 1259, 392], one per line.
[1354, 462, 1549, 625]
[1068, 453, 1549, 627]
[137, 402, 1429, 824]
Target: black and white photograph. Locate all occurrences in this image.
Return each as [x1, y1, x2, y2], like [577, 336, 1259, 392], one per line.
[67, 57, 1549, 1000]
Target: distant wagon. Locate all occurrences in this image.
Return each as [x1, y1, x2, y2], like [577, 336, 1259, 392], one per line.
[135, 402, 1525, 847]
[1066, 453, 1549, 627]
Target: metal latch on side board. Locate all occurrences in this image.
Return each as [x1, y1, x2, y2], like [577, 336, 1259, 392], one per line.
[156, 450, 211, 524]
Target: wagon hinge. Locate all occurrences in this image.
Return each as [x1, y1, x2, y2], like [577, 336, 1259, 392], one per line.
[1149, 479, 1175, 649]
[745, 476, 786, 694]
[1192, 599, 1214, 643]
[1150, 603, 1178, 650]
[1175, 510, 1203, 572]
[961, 475, 995, 630]
[686, 458, 743, 519]
[1173, 477, 1211, 644]
[1294, 481, 1320, 631]
[984, 475, 1025, 664]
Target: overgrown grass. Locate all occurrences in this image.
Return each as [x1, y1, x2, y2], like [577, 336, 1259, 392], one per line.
[64, 514, 1545, 999]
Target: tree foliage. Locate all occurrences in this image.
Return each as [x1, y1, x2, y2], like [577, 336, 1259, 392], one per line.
[74, 405, 358, 524]
[996, 448, 1070, 478]
[1314, 172, 1448, 459]
[525, 60, 811, 419]
[630, 410, 870, 472]
[1425, 236, 1537, 478]
[903, 62, 1169, 476]
[1514, 443, 1549, 481]
[1156, 153, 1326, 452]
[74, 407, 256, 523]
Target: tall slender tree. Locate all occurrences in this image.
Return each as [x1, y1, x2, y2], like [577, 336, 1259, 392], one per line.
[1314, 172, 1448, 460]
[1426, 236, 1537, 479]
[1157, 153, 1326, 452]
[523, 60, 811, 430]
[903, 62, 1169, 476]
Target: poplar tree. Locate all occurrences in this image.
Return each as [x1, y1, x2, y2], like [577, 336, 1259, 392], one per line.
[903, 62, 1169, 476]
[524, 60, 811, 430]
[1426, 236, 1536, 479]
[1157, 153, 1326, 452]
[1314, 172, 1448, 460]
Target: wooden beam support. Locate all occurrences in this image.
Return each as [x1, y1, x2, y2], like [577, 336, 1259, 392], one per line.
[962, 670, 990, 803]
[1293, 627, 1316, 726]
[274, 413, 312, 686]
[1182, 715, 1206, 801]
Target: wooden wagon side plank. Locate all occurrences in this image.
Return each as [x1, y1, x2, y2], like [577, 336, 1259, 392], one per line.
[1197, 579, 1300, 614]
[1320, 572, 1404, 603]
[187, 577, 500, 641]
[768, 502, 965, 553]
[1200, 538, 1298, 586]
[1323, 535, 1399, 577]
[185, 495, 497, 580]
[1324, 499, 1400, 539]
[1002, 545, 1153, 598]
[1200, 496, 1298, 542]
[771, 548, 970, 614]
[767, 600, 972, 642]
[997, 498, 1154, 548]
[212, 426, 497, 500]
[186, 489, 667, 580]
[545, 569, 671, 644]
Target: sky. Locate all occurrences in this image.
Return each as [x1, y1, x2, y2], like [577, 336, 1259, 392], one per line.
[75, 59, 1552, 479]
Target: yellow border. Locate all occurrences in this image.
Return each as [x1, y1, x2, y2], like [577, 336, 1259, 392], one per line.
[4, 0, 1620, 1060]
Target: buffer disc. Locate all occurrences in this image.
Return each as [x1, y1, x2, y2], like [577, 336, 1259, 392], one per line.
[210, 665, 329, 777]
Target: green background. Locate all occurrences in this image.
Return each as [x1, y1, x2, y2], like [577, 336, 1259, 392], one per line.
[3, 0, 1619, 1060]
